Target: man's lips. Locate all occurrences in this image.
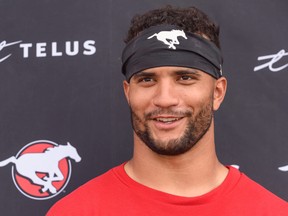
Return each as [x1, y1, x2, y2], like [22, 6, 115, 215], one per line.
[149, 116, 185, 131]
[152, 116, 183, 124]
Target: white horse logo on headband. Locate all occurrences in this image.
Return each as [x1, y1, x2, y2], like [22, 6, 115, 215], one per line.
[148, 29, 187, 50]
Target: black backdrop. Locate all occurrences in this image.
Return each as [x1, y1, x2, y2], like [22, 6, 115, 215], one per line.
[0, 0, 288, 215]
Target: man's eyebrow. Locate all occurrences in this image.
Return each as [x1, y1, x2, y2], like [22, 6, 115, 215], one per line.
[132, 71, 155, 78]
[131, 68, 202, 80]
[174, 69, 201, 76]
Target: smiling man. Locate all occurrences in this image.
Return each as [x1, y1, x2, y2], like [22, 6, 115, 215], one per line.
[47, 5, 288, 215]
[125, 67, 219, 156]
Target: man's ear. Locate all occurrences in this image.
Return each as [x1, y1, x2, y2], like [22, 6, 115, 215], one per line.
[123, 80, 130, 105]
[213, 77, 227, 111]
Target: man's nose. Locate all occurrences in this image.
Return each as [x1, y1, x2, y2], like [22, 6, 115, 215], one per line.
[152, 81, 180, 108]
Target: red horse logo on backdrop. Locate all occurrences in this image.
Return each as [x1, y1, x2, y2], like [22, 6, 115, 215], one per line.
[0, 140, 81, 200]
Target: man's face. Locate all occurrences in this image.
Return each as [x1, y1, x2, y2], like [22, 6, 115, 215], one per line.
[123, 66, 225, 156]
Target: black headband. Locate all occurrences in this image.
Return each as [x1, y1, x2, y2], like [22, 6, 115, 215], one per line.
[121, 25, 223, 81]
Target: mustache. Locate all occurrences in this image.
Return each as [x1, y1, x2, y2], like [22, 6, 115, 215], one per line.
[145, 108, 192, 120]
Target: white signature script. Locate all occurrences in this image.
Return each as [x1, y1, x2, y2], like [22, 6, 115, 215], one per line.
[254, 49, 288, 72]
[0, 40, 22, 63]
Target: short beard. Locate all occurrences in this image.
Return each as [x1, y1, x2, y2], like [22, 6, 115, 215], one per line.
[130, 100, 214, 156]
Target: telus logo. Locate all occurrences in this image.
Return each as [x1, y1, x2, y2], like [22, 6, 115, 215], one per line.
[0, 39, 96, 63]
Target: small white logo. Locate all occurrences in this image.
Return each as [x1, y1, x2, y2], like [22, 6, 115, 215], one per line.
[278, 164, 288, 172]
[0, 140, 81, 200]
[0, 40, 22, 62]
[231, 164, 240, 169]
[148, 29, 187, 50]
[254, 49, 288, 72]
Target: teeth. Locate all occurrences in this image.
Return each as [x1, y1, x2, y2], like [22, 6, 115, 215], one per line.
[156, 118, 180, 123]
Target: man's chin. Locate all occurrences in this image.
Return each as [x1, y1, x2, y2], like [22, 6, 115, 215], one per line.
[150, 132, 184, 143]
[147, 143, 192, 156]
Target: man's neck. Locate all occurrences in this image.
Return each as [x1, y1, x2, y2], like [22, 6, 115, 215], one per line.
[124, 128, 228, 197]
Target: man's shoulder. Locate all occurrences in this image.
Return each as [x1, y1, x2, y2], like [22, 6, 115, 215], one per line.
[238, 171, 283, 199]
[68, 164, 121, 193]
[230, 168, 288, 211]
[46, 164, 124, 215]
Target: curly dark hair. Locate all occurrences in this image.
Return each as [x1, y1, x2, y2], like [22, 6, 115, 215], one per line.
[124, 5, 220, 48]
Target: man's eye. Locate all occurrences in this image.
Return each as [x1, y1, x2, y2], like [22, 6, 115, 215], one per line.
[139, 77, 153, 82]
[180, 76, 192, 81]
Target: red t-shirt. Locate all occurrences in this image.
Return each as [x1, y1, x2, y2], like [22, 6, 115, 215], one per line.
[47, 164, 288, 215]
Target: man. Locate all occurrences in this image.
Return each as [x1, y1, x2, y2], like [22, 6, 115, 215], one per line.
[47, 6, 288, 215]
